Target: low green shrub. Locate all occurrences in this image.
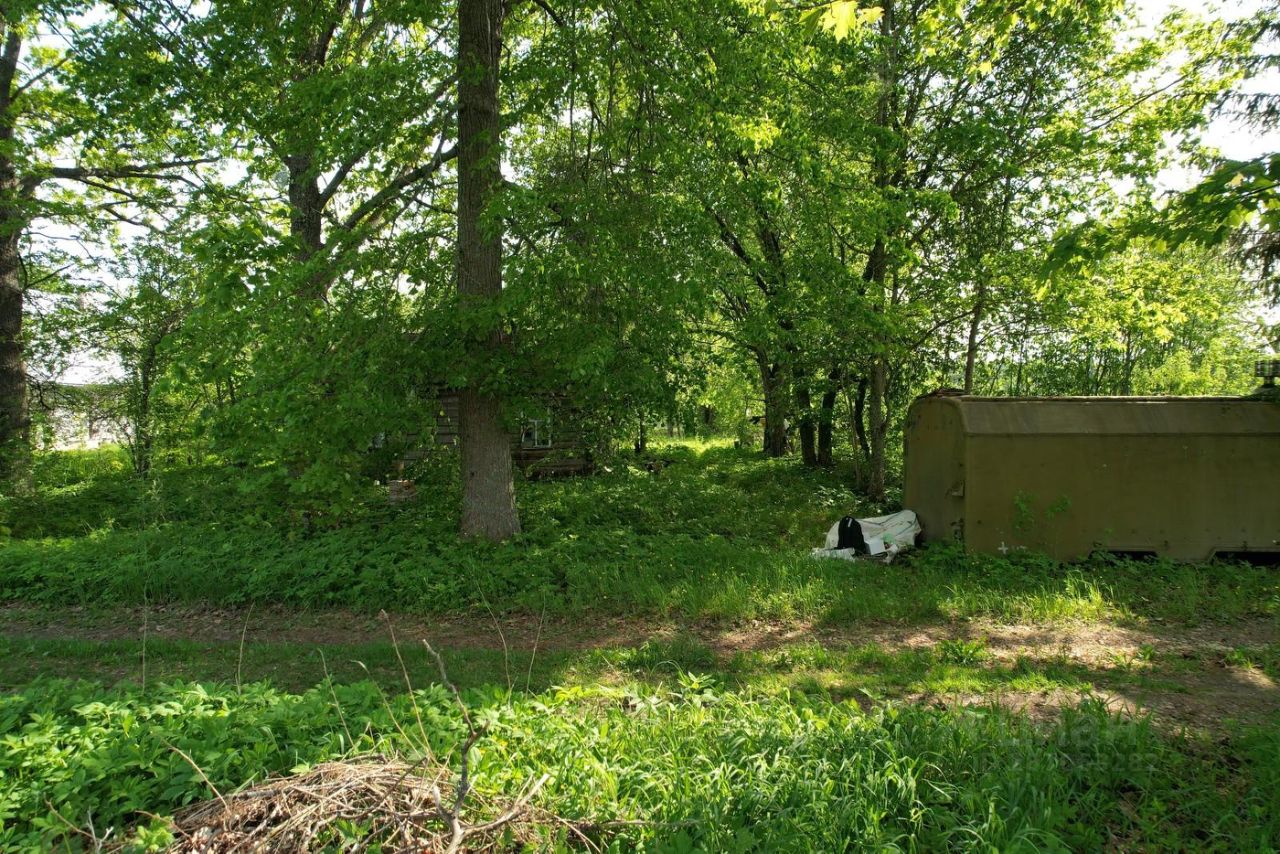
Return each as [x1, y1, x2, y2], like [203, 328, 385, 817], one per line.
[1, 444, 1276, 624]
[30, 446, 132, 490]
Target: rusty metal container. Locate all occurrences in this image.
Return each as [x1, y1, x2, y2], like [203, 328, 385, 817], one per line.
[903, 395, 1280, 560]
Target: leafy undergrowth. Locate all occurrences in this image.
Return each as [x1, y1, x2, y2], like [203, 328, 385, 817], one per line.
[2, 444, 1276, 625]
[4, 446, 1279, 850]
[2, 677, 1278, 851]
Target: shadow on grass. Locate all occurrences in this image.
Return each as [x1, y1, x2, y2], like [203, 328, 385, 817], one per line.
[4, 626, 1276, 731]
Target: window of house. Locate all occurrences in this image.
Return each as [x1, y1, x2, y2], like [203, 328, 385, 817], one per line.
[521, 418, 552, 449]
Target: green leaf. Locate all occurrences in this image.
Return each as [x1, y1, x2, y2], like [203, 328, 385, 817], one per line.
[825, 1, 860, 40]
[800, 7, 825, 39]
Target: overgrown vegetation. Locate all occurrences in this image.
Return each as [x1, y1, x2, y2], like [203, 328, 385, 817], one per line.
[7, 0, 1276, 518]
[3, 445, 1275, 624]
[2, 677, 1279, 851]
[1, 445, 1277, 849]
[3, 0, 1280, 848]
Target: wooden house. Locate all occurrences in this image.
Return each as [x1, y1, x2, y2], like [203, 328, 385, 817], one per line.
[398, 390, 592, 478]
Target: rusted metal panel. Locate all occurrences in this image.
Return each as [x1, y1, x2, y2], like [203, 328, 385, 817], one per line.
[904, 395, 1280, 561]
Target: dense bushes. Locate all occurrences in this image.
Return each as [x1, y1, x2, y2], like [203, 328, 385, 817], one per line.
[2, 677, 1278, 851]
[1, 445, 1276, 623]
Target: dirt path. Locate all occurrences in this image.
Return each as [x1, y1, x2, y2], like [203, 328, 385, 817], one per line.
[4, 602, 1276, 659]
[3, 603, 1277, 731]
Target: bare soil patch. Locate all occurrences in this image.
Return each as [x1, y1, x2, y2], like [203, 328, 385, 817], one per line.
[4, 602, 1275, 659]
[4, 602, 1277, 731]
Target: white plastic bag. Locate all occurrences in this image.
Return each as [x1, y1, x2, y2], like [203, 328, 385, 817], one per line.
[813, 510, 921, 562]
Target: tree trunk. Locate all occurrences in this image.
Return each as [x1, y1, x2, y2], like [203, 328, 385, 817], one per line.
[795, 383, 817, 466]
[852, 376, 869, 461]
[134, 345, 156, 478]
[868, 356, 888, 502]
[758, 355, 787, 457]
[0, 27, 30, 490]
[285, 153, 324, 261]
[285, 152, 327, 298]
[0, 195, 27, 489]
[1121, 331, 1135, 395]
[817, 379, 838, 468]
[457, 0, 518, 540]
[863, 232, 890, 502]
[963, 278, 986, 393]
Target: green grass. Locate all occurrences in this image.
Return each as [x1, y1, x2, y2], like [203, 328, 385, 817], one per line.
[2, 443, 1276, 626]
[3, 445, 1280, 850]
[2, 630, 1260, 720]
[2, 676, 1278, 851]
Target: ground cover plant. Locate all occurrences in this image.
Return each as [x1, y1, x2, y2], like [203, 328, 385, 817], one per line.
[2, 676, 1279, 851]
[2, 445, 1276, 626]
[2, 444, 1279, 850]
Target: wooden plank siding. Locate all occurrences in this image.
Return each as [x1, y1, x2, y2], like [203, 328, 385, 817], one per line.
[400, 391, 591, 477]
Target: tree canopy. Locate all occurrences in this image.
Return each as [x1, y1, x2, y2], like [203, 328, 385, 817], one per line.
[3, 0, 1273, 529]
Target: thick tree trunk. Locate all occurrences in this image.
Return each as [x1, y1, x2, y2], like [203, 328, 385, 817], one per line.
[285, 153, 324, 261]
[758, 354, 787, 457]
[795, 383, 817, 466]
[0, 28, 30, 490]
[0, 194, 27, 489]
[817, 377, 838, 468]
[457, 0, 519, 540]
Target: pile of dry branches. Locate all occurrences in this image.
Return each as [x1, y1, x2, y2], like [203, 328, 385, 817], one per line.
[167, 755, 558, 852]
[109, 629, 610, 852]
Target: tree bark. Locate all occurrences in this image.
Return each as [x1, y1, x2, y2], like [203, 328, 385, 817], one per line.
[864, 233, 890, 502]
[457, 0, 519, 540]
[0, 26, 30, 490]
[758, 354, 787, 457]
[795, 383, 817, 466]
[0, 187, 27, 488]
[285, 151, 328, 299]
[962, 277, 986, 393]
[816, 372, 838, 467]
[868, 356, 888, 502]
[851, 376, 869, 461]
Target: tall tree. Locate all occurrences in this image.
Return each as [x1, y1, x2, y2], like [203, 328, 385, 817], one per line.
[93, 0, 460, 511]
[0, 2, 207, 490]
[457, 0, 518, 539]
[0, 10, 28, 487]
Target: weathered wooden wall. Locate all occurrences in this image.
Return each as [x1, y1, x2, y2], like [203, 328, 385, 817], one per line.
[400, 392, 591, 477]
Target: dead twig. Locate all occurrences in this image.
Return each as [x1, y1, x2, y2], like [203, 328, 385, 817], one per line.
[160, 741, 228, 812]
[234, 603, 254, 695]
[163, 757, 577, 853]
